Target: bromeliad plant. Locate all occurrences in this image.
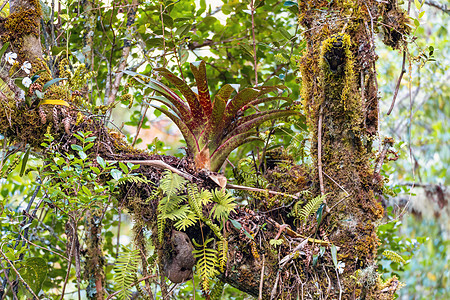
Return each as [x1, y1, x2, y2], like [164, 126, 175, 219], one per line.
[125, 61, 299, 171]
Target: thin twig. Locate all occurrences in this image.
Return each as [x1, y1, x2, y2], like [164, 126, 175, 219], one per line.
[18, 232, 69, 261]
[335, 268, 342, 300]
[59, 218, 77, 300]
[106, 159, 299, 199]
[107, 0, 139, 105]
[387, 51, 406, 115]
[258, 255, 265, 300]
[1, 265, 18, 300]
[0, 1, 7, 12]
[322, 171, 349, 196]
[317, 106, 325, 199]
[106, 159, 197, 181]
[425, 0, 449, 14]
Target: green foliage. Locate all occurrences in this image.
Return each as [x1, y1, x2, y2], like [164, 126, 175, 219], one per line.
[156, 170, 189, 243]
[192, 238, 219, 292]
[216, 240, 228, 272]
[113, 246, 140, 300]
[291, 194, 326, 225]
[383, 250, 406, 264]
[155, 171, 235, 243]
[210, 189, 236, 223]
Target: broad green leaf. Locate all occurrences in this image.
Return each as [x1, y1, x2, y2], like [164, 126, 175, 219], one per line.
[71, 144, 83, 152]
[97, 156, 106, 169]
[331, 244, 338, 268]
[42, 78, 67, 91]
[19, 257, 48, 294]
[19, 147, 31, 177]
[0, 42, 10, 58]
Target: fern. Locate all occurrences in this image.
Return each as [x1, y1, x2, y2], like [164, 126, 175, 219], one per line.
[210, 279, 225, 300]
[187, 184, 223, 240]
[174, 211, 198, 231]
[113, 246, 140, 300]
[217, 240, 228, 272]
[210, 189, 236, 223]
[192, 238, 219, 292]
[298, 194, 326, 224]
[382, 250, 406, 264]
[117, 175, 153, 185]
[156, 171, 189, 243]
[159, 169, 188, 197]
[274, 53, 289, 64]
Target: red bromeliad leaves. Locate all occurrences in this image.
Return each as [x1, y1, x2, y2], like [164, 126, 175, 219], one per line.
[141, 61, 301, 171]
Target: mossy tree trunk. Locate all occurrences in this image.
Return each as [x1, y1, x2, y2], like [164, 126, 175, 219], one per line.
[0, 0, 410, 299]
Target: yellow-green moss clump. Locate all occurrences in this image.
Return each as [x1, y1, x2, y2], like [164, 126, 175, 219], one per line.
[2, 0, 42, 51]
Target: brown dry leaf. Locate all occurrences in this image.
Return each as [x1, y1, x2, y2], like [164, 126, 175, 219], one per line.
[194, 144, 210, 170]
[209, 173, 227, 190]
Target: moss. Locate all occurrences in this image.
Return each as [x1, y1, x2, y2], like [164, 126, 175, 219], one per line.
[2, 0, 42, 54]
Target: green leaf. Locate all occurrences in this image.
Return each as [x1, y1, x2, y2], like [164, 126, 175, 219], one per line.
[175, 23, 191, 37]
[111, 169, 123, 180]
[0, 42, 10, 58]
[19, 257, 48, 295]
[119, 162, 128, 174]
[414, 0, 422, 10]
[279, 27, 292, 40]
[20, 147, 31, 177]
[97, 156, 106, 169]
[14, 77, 28, 92]
[43, 78, 67, 91]
[71, 144, 83, 152]
[178, 47, 189, 65]
[162, 13, 174, 28]
[331, 244, 338, 268]
[284, 1, 298, 7]
[78, 151, 87, 160]
[35, 90, 44, 99]
[82, 185, 92, 198]
[229, 219, 242, 230]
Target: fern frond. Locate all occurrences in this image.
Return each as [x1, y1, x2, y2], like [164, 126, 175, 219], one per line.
[187, 184, 203, 217]
[118, 175, 153, 185]
[192, 238, 219, 292]
[210, 279, 225, 300]
[217, 240, 228, 272]
[298, 194, 326, 224]
[198, 189, 213, 206]
[174, 212, 199, 231]
[159, 170, 188, 197]
[163, 204, 190, 221]
[157, 194, 186, 243]
[383, 250, 406, 264]
[211, 189, 236, 222]
[274, 53, 289, 64]
[114, 247, 140, 300]
[145, 188, 161, 203]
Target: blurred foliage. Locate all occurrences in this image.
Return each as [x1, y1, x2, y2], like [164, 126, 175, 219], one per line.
[0, 0, 449, 298]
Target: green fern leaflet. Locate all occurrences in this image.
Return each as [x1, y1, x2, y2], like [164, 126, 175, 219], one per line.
[113, 246, 140, 300]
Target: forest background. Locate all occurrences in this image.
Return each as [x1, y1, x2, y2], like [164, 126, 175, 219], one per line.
[0, 0, 448, 299]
